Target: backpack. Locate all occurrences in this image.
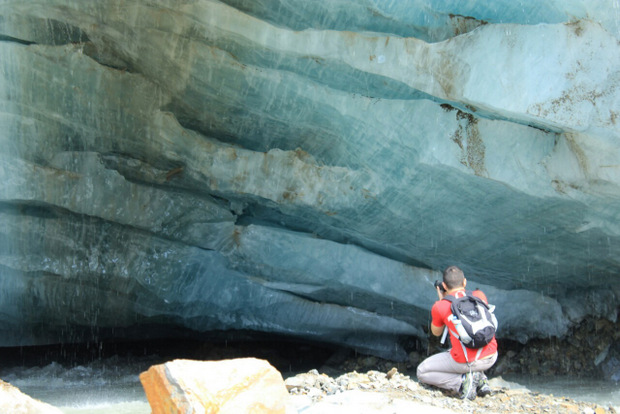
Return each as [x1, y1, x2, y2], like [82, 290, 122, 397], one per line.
[444, 291, 497, 351]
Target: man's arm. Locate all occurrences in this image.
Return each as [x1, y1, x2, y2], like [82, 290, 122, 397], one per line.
[430, 285, 446, 336]
[430, 322, 444, 337]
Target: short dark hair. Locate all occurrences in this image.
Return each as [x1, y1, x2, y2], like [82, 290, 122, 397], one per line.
[443, 266, 465, 289]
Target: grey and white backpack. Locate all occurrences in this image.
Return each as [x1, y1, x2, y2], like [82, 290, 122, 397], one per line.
[444, 291, 498, 351]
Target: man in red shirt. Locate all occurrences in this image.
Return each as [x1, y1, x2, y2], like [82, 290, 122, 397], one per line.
[416, 266, 498, 400]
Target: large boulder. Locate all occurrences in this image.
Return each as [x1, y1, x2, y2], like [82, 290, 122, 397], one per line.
[139, 358, 292, 414]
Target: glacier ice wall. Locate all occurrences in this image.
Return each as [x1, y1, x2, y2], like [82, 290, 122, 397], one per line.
[0, 0, 619, 359]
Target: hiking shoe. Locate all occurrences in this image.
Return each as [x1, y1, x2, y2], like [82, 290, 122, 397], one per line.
[459, 372, 478, 400]
[475, 372, 492, 397]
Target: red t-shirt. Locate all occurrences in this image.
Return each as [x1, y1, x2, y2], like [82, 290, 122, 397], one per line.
[431, 288, 497, 363]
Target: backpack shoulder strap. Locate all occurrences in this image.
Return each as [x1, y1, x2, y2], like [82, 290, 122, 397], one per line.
[442, 295, 455, 303]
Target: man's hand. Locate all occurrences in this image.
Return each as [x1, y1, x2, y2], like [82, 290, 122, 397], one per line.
[436, 285, 446, 300]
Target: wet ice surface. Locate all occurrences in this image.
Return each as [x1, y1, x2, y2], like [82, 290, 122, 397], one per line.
[1, 355, 618, 413]
[503, 374, 620, 409]
[1, 1, 620, 359]
[0, 356, 152, 414]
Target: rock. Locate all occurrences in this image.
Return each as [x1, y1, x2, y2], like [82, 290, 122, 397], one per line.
[0, 379, 62, 414]
[283, 376, 306, 391]
[139, 358, 292, 414]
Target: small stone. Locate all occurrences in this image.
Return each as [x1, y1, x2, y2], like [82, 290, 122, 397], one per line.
[284, 376, 305, 391]
[407, 382, 420, 392]
[386, 367, 398, 380]
[559, 402, 580, 413]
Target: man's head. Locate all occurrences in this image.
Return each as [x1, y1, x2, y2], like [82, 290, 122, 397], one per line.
[442, 266, 466, 290]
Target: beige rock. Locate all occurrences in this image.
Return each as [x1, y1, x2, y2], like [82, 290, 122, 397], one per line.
[140, 357, 292, 414]
[0, 379, 62, 414]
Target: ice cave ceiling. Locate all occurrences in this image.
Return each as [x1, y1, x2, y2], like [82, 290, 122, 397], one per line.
[0, 0, 619, 359]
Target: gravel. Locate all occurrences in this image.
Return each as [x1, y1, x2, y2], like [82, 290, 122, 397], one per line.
[284, 368, 617, 414]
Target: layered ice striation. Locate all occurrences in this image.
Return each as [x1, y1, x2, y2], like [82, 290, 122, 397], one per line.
[0, 0, 619, 359]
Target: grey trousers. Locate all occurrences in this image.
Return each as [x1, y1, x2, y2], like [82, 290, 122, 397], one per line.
[416, 351, 498, 393]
